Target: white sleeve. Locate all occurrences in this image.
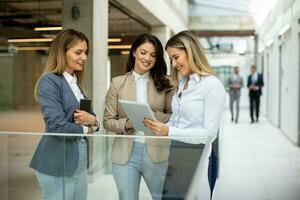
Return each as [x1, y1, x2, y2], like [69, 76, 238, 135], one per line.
[82, 125, 88, 134]
[167, 114, 175, 127]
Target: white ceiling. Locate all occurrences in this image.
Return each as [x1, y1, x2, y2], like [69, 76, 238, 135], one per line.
[189, 0, 278, 27]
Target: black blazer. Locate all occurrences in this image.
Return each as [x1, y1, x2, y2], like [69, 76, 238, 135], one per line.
[247, 73, 264, 96]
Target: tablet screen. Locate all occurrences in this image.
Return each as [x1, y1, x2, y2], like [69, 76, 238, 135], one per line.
[119, 100, 156, 135]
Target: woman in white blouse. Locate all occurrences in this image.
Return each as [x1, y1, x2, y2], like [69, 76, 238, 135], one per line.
[144, 31, 226, 199]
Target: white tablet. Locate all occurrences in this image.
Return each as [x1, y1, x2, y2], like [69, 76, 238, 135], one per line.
[119, 100, 157, 135]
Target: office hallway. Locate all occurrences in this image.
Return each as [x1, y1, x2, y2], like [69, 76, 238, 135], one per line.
[213, 108, 300, 200]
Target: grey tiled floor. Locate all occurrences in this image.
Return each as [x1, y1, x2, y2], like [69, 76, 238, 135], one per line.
[213, 109, 300, 200]
[1, 108, 300, 200]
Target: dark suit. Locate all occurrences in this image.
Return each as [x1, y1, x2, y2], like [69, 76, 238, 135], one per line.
[247, 73, 264, 122]
[30, 73, 91, 176]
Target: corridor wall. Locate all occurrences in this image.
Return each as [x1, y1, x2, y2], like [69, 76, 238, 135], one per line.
[256, 0, 300, 145]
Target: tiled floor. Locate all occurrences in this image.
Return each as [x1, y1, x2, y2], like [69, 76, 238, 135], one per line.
[0, 108, 300, 200]
[213, 108, 300, 200]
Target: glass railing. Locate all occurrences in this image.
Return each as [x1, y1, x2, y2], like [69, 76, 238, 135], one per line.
[0, 131, 215, 200]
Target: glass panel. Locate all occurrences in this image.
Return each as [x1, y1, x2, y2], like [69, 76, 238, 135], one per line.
[0, 132, 214, 200]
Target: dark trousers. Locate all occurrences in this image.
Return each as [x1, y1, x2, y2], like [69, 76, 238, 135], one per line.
[249, 93, 260, 121]
[162, 141, 217, 200]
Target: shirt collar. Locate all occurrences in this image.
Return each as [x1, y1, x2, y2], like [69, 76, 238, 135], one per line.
[132, 70, 150, 81]
[63, 71, 77, 84]
[180, 73, 201, 84]
[190, 73, 201, 82]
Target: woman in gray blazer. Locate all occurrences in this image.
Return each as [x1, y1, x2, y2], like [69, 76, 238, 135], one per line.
[104, 34, 174, 200]
[30, 29, 98, 200]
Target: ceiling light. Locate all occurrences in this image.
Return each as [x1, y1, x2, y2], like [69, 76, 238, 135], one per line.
[108, 45, 131, 49]
[17, 46, 50, 51]
[121, 50, 130, 55]
[108, 38, 122, 42]
[278, 24, 290, 36]
[8, 38, 53, 43]
[258, 46, 264, 53]
[266, 39, 273, 47]
[34, 27, 63, 31]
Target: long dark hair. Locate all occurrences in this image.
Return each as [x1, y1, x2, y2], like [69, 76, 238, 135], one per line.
[126, 33, 171, 92]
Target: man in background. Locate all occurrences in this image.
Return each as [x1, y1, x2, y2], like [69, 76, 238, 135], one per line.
[228, 66, 244, 123]
[247, 65, 264, 123]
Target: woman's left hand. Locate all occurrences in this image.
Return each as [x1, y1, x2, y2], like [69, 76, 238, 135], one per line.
[143, 118, 169, 136]
[74, 109, 97, 126]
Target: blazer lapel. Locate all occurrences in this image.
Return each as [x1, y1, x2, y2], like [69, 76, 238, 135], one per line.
[125, 73, 137, 101]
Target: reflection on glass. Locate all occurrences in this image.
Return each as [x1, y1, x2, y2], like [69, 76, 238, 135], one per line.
[0, 132, 215, 200]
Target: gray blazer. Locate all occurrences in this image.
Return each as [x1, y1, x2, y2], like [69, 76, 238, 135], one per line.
[29, 73, 90, 176]
[227, 74, 244, 97]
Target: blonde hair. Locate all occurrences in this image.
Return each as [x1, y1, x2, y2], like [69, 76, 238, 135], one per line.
[165, 30, 216, 87]
[34, 29, 89, 101]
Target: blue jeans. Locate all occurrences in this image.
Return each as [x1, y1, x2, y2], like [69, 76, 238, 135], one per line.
[36, 139, 88, 200]
[112, 142, 168, 200]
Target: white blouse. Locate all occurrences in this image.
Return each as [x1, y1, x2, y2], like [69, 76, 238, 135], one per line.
[168, 74, 226, 144]
[132, 71, 150, 143]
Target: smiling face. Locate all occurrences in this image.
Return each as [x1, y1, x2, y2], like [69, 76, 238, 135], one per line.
[65, 40, 88, 74]
[167, 47, 193, 76]
[133, 42, 156, 75]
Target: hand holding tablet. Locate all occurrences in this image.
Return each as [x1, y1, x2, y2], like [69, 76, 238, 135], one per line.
[119, 100, 157, 135]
